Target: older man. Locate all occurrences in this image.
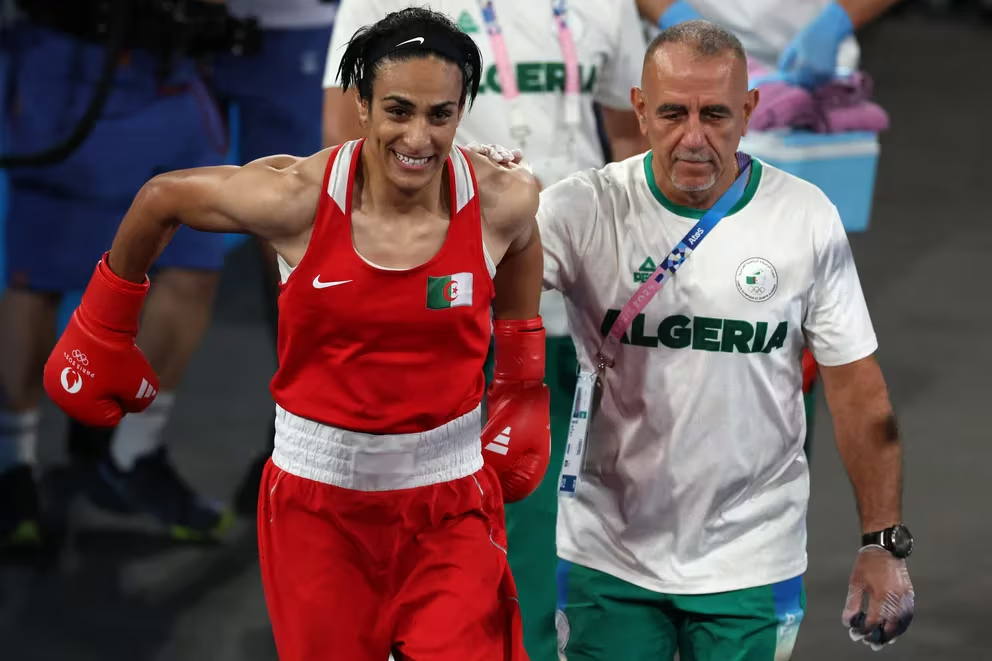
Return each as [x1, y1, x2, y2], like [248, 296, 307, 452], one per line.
[535, 20, 915, 660]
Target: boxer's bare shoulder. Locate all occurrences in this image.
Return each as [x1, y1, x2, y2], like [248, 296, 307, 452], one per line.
[243, 148, 332, 187]
[237, 148, 336, 261]
[468, 150, 540, 266]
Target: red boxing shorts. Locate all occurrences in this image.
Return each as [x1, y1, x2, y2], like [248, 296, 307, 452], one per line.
[257, 459, 526, 660]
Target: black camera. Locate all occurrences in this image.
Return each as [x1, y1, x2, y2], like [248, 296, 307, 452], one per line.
[186, 2, 263, 58]
[14, 0, 262, 58]
[137, 0, 263, 58]
[0, 0, 262, 168]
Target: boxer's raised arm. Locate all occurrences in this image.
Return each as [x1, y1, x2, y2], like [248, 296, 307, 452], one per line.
[108, 152, 328, 283]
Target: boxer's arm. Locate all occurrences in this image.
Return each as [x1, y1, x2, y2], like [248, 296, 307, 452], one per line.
[108, 153, 326, 283]
[492, 212, 543, 321]
[475, 157, 543, 320]
[475, 155, 549, 503]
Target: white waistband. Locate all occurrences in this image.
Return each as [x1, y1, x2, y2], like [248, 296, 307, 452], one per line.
[271, 405, 484, 491]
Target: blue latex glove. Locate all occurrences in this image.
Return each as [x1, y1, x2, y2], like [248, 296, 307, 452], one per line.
[778, 1, 854, 89]
[658, 0, 703, 30]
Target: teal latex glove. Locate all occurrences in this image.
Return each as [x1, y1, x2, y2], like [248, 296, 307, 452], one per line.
[658, 0, 703, 29]
[778, 1, 854, 89]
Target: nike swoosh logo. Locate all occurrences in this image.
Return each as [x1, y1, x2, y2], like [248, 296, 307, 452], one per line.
[312, 277, 353, 289]
[396, 37, 425, 47]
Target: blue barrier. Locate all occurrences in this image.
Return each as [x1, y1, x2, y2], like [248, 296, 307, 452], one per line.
[0, 45, 8, 289]
[0, 64, 245, 332]
[739, 130, 880, 234]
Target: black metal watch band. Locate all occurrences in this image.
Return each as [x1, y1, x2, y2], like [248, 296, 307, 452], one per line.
[862, 524, 914, 559]
[862, 529, 889, 547]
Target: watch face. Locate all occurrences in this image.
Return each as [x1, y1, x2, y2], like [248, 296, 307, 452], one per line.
[891, 525, 914, 558]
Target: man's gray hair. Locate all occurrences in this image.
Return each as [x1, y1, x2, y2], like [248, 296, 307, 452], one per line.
[646, 19, 747, 65]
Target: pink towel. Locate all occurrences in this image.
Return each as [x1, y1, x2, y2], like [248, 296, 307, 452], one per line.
[821, 102, 890, 133]
[813, 72, 873, 109]
[813, 72, 890, 132]
[751, 84, 823, 131]
[747, 58, 889, 134]
[748, 60, 819, 131]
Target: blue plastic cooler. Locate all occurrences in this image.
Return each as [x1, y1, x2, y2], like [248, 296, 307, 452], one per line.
[740, 129, 880, 233]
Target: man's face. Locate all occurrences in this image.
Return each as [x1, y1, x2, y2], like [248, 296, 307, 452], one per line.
[358, 56, 465, 193]
[632, 44, 756, 197]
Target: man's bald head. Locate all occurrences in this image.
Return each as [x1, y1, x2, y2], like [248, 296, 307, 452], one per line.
[644, 19, 748, 72]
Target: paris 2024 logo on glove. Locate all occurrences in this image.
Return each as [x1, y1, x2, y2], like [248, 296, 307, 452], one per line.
[60, 349, 94, 394]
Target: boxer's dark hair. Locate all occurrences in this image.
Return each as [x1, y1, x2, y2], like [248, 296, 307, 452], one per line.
[337, 7, 482, 109]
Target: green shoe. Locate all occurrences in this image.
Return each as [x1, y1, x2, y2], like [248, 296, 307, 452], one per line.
[0, 465, 43, 552]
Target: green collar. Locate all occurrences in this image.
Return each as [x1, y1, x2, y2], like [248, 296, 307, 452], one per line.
[643, 151, 762, 219]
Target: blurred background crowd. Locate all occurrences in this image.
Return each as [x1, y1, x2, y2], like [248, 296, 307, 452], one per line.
[0, 1, 989, 659]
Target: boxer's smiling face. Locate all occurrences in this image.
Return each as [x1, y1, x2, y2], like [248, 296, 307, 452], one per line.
[360, 56, 466, 193]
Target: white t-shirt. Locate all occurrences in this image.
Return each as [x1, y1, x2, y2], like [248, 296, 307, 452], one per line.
[645, 0, 860, 72]
[227, 0, 338, 29]
[323, 0, 646, 335]
[539, 153, 877, 594]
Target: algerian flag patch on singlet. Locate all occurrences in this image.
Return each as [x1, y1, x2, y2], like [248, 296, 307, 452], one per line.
[426, 273, 473, 309]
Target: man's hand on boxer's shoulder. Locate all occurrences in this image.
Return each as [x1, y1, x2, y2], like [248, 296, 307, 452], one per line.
[465, 142, 525, 167]
[464, 143, 545, 189]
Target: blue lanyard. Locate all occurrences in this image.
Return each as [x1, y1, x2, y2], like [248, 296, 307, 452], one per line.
[599, 154, 753, 367]
[562, 154, 755, 499]
[654, 155, 753, 284]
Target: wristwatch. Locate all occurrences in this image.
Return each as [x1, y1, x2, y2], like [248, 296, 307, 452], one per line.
[862, 524, 914, 559]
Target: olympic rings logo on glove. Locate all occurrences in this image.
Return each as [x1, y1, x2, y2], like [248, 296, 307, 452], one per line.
[748, 286, 766, 296]
[71, 349, 90, 366]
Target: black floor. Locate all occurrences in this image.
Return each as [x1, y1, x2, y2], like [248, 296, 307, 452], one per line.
[2, 14, 990, 661]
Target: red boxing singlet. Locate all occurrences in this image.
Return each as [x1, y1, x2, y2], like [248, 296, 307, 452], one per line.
[270, 140, 495, 434]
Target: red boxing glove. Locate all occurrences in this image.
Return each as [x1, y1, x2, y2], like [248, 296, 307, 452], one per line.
[802, 349, 818, 394]
[482, 317, 551, 503]
[43, 253, 159, 428]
